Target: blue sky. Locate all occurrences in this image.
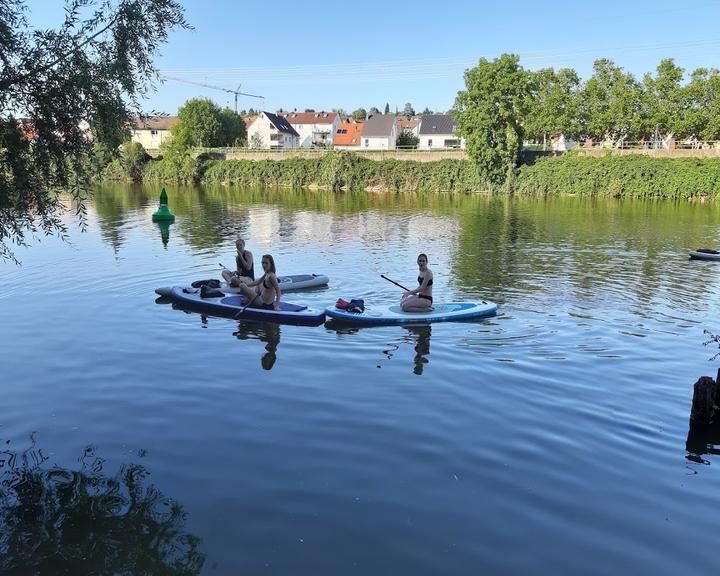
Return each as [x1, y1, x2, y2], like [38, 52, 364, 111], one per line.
[30, 0, 720, 114]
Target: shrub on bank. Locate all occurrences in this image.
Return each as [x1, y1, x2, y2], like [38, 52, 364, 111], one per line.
[516, 154, 720, 199]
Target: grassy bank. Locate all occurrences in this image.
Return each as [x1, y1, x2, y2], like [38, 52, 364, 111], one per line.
[129, 151, 720, 199]
[516, 154, 720, 199]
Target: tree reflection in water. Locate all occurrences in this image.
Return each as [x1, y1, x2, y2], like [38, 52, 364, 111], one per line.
[0, 438, 204, 575]
[233, 321, 281, 370]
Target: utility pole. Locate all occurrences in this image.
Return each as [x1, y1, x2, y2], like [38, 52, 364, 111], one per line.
[164, 76, 265, 113]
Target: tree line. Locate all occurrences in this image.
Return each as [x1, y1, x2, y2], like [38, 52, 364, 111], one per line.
[454, 53, 720, 187]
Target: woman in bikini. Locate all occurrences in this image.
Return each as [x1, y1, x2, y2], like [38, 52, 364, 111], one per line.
[400, 253, 433, 312]
[236, 254, 281, 311]
[222, 238, 254, 287]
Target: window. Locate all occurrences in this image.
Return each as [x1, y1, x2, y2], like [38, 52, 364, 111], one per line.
[365, 139, 369, 147]
[428, 139, 433, 147]
[151, 129, 158, 135]
[444, 139, 460, 148]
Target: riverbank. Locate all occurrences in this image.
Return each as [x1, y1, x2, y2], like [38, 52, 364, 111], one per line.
[107, 152, 720, 199]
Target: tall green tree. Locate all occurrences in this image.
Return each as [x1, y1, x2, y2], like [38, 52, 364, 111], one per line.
[525, 67, 583, 143]
[641, 58, 685, 139]
[402, 102, 415, 117]
[384, 102, 390, 114]
[368, 106, 382, 116]
[172, 99, 224, 148]
[582, 59, 643, 143]
[352, 108, 367, 121]
[454, 53, 531, 187]
[0, 0, 188, 261]
[680, 67, 720, 140]
[219, 107, 248, 147]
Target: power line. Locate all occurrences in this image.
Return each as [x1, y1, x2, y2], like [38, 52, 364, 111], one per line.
[163, 76, 264, 112]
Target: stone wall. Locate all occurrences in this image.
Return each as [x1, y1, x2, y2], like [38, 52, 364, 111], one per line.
[215, 149, 468, 162]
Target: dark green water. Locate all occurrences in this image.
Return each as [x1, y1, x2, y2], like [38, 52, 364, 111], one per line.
[2, 184, 720, 575]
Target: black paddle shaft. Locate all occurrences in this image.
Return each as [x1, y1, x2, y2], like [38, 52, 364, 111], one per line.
[381, 274, 411, 292]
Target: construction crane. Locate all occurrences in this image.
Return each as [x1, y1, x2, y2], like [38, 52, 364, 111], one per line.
[164, 76, 265, 113]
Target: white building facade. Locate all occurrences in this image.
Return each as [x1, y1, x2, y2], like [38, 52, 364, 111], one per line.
[417, 114, 464, 149]
[281, 111, 340, 148]
[247, 112, 300, 149]
[361, 115, 397, 150]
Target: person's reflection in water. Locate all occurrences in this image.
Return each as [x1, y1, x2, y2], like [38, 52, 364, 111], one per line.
[233, 321, 281, 370]
[406, 325, 432, 375]
[0, 437, 204, 574]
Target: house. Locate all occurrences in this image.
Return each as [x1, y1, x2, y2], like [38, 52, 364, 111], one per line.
[395, 117, 419, 137]
[279, 111, 340, 148]
[333, 118, 364, 149]
[417, 114, 462, 149]
[130, 116, 178, 150]
[246, 111, 300, 149]
[361, 114, 397, 149]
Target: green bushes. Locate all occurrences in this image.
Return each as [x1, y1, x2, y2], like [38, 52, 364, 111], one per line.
[516, 154, 720, 199]
[199, 152, 487, 193]
[112, 150, 720, 199]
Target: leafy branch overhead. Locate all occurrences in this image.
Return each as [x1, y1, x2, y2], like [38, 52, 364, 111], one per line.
[0, 0, 189, 260]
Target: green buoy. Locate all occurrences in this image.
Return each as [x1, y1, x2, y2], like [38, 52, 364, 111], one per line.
[152, 188, 175, 222]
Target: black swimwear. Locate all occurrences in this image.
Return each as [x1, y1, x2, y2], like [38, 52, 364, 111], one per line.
[256, 302, 275, 310]
[262, 275, 271, 289]
[418, 294, 433, 304]
[236, 252, 255, 279]
[418, 275, 433, 286]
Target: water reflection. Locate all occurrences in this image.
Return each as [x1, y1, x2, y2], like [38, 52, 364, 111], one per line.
[326, 323, 432, 375]
[406, 325, 432, 375]
[233, 321, 281, 370]
[155, 220, 173, 247]
[0, 437, 204, 575]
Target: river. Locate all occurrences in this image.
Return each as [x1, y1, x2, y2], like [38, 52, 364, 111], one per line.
[2, 184, 720, 574]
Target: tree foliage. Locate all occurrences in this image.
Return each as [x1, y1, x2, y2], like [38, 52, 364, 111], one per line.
[368, 106, 381, 116]
[352, 108, 367, 121]
[120, 141, 150, 182]
[581, 59, 643, 143]
[454, 53, 530, 188]
[525, 67, 583, 142]
[0, 0, 189, 260]
[384, 102, 390, 114]
[396, 129, 419, 148]
[402, 102, 415, 117]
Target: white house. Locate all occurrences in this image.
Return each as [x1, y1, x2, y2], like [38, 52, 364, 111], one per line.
[417, 114, 463, 149]
[279, 111, 340, 148]
[247, 111, 300, 149]
[361, 114, 397, 150]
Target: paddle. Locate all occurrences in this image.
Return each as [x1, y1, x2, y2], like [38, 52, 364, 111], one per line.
[381, 274, 410, 292]
[234, 293, 259, 319]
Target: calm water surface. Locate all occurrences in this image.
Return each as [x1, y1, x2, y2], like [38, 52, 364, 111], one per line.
[2, 185, 720, 574]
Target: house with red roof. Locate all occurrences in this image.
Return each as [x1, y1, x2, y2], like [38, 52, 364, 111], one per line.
[279, 111, 341, 148]
[332, 118, 364, 149]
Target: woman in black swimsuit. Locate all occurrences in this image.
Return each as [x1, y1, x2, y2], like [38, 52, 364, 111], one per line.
[236, 254, 281, 311]
[401, 253, 433, 312]
[222, 238, 254, 287]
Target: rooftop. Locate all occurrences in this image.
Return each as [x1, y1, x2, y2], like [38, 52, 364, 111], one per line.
[418, 114, 457, 136]
[278, 111, 339, 125]
[362, 114, 396, 138]
[132, 116, 178, 131]
[333, 120, 363, 146]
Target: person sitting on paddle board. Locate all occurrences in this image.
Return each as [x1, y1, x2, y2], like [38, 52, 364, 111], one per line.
[222, 238, 254, 287]
[400, 253, 433, 312]
[236, 254, 281, 311]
